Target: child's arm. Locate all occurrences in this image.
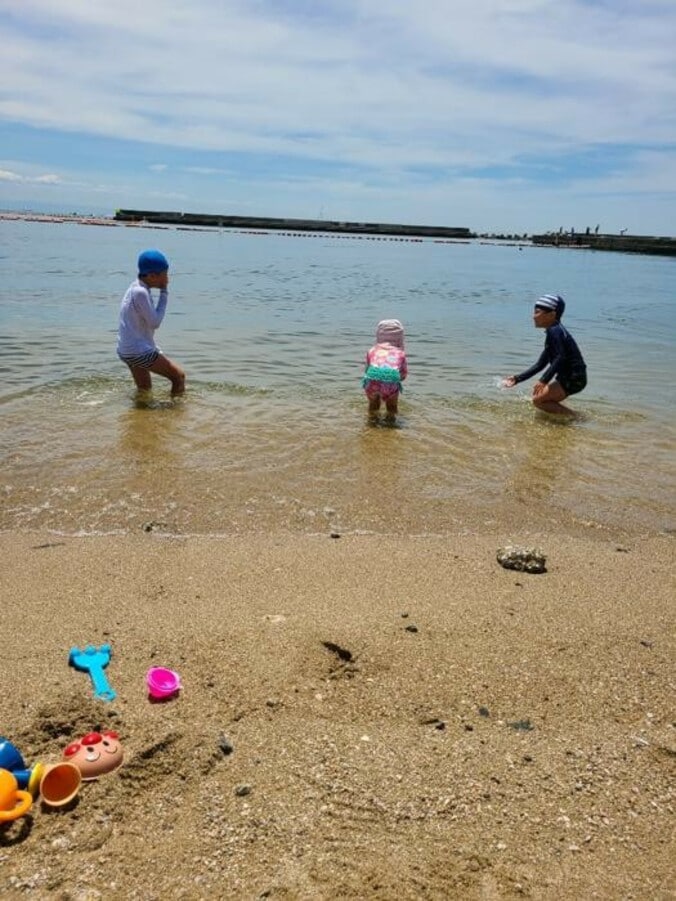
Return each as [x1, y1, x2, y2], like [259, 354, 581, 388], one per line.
[134, 285, 168, 330]
[153, 288, 169, 325]
[512, 348, 548, 384]
[400, 353, 408, 381]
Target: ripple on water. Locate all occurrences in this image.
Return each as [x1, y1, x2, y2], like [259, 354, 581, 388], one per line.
[1, 374, 673, 537]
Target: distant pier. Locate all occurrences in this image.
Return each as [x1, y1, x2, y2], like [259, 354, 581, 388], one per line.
[113, 209, 474, 240]
[3, 210, 673, 256]
[531, 232, 676, 257]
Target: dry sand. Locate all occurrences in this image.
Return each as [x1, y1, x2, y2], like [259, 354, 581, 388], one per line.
[0, 529, 674, 899]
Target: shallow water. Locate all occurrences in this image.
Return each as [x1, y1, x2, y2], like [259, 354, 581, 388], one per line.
[1, 219, 674, 537]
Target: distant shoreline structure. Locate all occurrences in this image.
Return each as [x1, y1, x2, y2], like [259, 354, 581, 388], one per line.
[1, 209, 674, 255]
[113, 208, 474, 240]
[530, 231, 676, 257]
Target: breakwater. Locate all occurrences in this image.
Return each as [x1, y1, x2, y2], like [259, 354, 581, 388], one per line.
[531, 232, 676, 257]
[113, 209, 473, 239]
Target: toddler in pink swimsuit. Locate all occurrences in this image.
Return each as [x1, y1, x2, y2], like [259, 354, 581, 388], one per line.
[362, 319, 408, 420]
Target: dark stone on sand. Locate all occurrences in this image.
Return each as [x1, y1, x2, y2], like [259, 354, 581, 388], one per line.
[497, 545, 547, 574]
[218, 734, 234, 756]
[322, 641, 353, 662]
[507, 719, 534, 732]
[420, 717, 445, 730]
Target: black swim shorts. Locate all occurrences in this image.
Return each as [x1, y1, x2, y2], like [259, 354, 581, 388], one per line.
[558, 370, 587, 396]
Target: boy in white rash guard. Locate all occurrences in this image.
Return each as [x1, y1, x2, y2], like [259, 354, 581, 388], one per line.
[117, 249, 185, 396]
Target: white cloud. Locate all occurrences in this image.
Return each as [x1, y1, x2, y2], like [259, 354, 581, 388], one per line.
[34, 173, 61, 184]
[0, 166, 62, 184]
[184, 166, 236, 176]
[2, 1, 674, 155]
[0, 1, 674, 230]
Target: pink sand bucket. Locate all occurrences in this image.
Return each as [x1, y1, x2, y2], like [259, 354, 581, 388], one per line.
[146, 666, 181, 700]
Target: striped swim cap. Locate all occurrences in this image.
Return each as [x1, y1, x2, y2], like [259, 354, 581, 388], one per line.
[534, 294, 565, 316]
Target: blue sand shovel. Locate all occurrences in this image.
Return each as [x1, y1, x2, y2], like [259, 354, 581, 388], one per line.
[69, 644, 116, 702]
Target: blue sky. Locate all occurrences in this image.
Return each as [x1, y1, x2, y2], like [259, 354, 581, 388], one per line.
[1, 0, 675, 234]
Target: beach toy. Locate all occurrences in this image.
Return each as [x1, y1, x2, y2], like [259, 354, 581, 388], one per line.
[146, 666, 181, 700]
[63, 731, 124, 780]
[0, 737, 44, 794]
[69, 644, 116, 702]
[0, 737, 25, 773]
[27, 762, 45, 797]
[0, 737, 29, 788]
[0, 768, 33, 822]
[38, 762, 81, 808]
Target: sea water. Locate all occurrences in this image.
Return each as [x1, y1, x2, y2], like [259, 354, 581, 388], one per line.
[1, 218, 674, 538]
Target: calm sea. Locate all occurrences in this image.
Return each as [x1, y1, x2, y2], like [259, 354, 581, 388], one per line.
[1, 218, 674, 539]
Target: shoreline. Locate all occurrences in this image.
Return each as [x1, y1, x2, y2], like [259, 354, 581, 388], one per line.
[1, 528, 674, 898]
[3, 210, 674, 255]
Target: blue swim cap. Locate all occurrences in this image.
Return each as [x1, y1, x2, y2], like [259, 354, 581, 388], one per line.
[138, 249, 169, 275]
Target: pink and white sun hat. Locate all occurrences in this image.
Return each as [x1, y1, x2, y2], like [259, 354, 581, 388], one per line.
[375, 319, 405, 348]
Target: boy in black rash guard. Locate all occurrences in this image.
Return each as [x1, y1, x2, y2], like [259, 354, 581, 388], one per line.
[503, 294, 586, 415]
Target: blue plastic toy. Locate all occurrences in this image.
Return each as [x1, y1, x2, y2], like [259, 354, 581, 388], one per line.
[0, 737, 42, 793]
[69, 644, 116, 702]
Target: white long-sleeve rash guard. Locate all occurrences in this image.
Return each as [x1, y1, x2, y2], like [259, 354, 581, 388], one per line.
[117, 279, 168, 357]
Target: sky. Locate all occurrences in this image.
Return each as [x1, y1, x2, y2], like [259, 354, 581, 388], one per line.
[1, 0, 675, 235]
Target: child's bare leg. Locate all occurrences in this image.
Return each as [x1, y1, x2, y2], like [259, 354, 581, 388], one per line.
[385, 395, 399, 419]
[149, 354, 186, 395]
[128, 364, 152, 392]
[368, 395, 381, 416]
[532, 381, 575, 415]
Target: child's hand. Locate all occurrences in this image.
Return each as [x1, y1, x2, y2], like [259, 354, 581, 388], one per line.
[502, 376, 516, 388]
[532, 380, 547, 397]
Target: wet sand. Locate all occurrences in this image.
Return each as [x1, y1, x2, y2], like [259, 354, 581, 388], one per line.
[0, 529, 674, 899]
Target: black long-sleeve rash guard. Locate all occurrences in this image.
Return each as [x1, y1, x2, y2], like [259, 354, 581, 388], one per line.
[515, 322, 586, 385]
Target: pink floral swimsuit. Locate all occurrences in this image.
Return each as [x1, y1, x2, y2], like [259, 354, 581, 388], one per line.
[362, 343, 408, 400]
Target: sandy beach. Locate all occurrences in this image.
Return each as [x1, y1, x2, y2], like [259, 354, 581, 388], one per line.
[0, 528, 674, 899]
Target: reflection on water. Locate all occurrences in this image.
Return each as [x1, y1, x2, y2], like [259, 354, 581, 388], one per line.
[118, 401, 185, 462]
[504, 416, 581, 506]
[0, 372, 673, 537]
[356, 415, 410, 526]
